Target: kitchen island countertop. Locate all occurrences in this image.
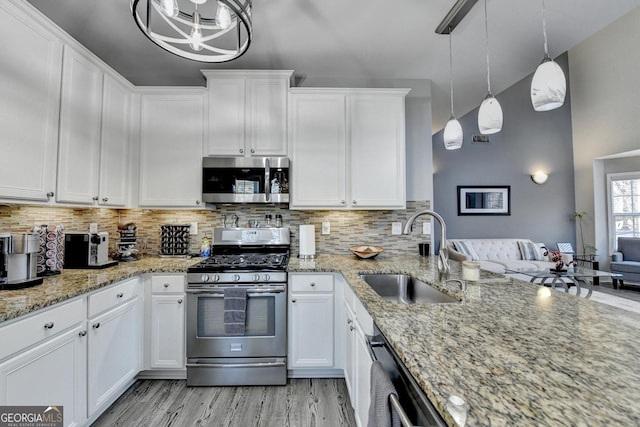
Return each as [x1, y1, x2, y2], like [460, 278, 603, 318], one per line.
[289, 254, 640, 427]
[2, 254, 640, 426]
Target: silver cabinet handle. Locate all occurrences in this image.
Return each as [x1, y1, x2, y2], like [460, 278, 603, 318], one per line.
[347, 319, 353, 324]
[291, 298, 296, 303]
[310, 282, 316, 287]
[177, 299, 183, 304]
[164, 283, 170, 288]
[44, 322, 54, 329]
[78, 330, 87, 337]
[102, 197, 108, 202]
[46, 192, 54, 198]
[92, 196, 99, 201]
[116, 293, 124, 298]
[93, 323, 100, 329]
[353, 200, 357, 204]
[349, 325, 355, 331]
[250, 148, 255, 153]
[341, 200, 346, 204]
[239, 148, 244, 154]
[196, 200, 201, 205]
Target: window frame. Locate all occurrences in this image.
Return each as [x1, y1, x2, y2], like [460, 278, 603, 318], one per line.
[607, 171, 640, 252]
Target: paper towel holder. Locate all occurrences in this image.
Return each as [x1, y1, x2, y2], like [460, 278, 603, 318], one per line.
[298, 223, 316, 259]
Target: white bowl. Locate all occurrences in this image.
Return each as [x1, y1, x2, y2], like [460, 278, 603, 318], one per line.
[350, 245, 384, 259]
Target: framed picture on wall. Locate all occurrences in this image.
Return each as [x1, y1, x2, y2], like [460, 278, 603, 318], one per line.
[457, 186, 511, 216]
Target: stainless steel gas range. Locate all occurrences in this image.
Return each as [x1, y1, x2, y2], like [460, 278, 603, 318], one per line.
[186, 227, 290, 386]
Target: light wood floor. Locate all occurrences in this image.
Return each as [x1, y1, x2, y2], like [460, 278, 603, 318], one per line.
[91, 378, 357, 427]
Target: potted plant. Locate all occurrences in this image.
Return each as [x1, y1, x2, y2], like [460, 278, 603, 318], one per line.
[573, 211, 597, 255]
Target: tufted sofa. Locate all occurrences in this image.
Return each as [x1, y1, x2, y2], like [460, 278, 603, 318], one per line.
[447, 238, 556, 274]
[611, 237, 640, 288]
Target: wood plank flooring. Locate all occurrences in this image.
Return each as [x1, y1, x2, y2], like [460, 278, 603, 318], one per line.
[91, 378, 357, 427]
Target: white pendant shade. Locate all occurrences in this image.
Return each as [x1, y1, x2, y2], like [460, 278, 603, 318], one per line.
[531, 58, 566, 111]
[478, 94, 503, 135]
[443, 118, 463, 150]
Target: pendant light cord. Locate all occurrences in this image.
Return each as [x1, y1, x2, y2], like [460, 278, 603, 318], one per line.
[449, 31, 455, 117]
[541, 0, 549, 57]
[484, 0, 491, 94]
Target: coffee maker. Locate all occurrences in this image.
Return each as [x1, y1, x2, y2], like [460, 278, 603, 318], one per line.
[64, 232, 118, 269]
[0, 233, 44, 290]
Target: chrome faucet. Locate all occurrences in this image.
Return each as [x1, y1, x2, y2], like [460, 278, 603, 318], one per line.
[402, 209, 450, 279]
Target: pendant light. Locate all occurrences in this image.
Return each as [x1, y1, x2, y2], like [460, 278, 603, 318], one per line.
[477, 0, 503, 135]
[444, 30, 463, 150]
[530, 0, 566, 111]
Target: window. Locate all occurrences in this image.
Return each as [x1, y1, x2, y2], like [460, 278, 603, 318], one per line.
[609, 173, 640, 244]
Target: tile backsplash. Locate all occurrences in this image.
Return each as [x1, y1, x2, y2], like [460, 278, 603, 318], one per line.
[0, 201, 433, 258]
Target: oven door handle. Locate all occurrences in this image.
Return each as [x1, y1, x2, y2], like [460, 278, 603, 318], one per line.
[185, 288, 285, 296]
[186, 360, 286, 369]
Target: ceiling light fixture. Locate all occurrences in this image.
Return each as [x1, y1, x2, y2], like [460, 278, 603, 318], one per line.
[131, 0, 252, 63]
[530, 0, 566, 111]
[477, 0, 503, 135]
[443, 30, 463, 150]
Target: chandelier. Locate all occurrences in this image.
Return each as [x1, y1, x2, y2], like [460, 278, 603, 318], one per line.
[131, 0, 252, 63]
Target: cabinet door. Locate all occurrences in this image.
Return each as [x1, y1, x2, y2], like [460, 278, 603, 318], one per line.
[206, 78, 245, 156]
[0, 2, 61, 202]
[98, 74, 130, 207]
[289, 93, 347, 209]
[288, 293, 334, 368]
[0, 325, 87, 427]
[139, 93, 204, 207]
[354, 325, 373, 427]
[57, 46, 103, 204]
[349, 94, 406, 209]
[246, 78, 288, 156]
[150, 294, 185, 369]
[87, 297, 141, 417]
[344, 303, 356, 405]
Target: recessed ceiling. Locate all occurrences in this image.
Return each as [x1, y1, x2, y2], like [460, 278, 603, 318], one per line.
[26, 0, 640, 133]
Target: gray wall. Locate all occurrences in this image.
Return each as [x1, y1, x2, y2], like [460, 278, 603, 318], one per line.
[432, 54, 576, 249]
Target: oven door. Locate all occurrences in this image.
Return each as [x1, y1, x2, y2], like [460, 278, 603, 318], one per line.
[186, 286, 286, 358]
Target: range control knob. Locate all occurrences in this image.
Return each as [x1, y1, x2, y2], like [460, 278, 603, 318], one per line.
[233, 274, 241, 282]
[212, 274, 220, 282]
[253, 274, 261, 282]
[201, 274, 210, 282]
[263, 274, 271, 281]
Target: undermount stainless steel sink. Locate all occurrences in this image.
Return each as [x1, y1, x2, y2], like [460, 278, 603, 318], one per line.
[359, 274, 458, 304]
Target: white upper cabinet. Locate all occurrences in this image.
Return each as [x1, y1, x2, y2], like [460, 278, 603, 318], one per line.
[203, 70, 293, 157]
[0, 2, 62, 202]
[289, 88, 409, 210]
[57, 46, 104, 204]
[98, 74, 131, 207]
[138, 90, 205, 207]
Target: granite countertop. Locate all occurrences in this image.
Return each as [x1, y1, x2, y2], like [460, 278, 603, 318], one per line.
[3, 254, 640, 426]
[0, 257, 197, 323]
[288, 254, 640, 427]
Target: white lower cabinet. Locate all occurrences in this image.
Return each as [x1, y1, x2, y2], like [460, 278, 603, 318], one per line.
[288, 274, 335, 369]
[149, 275, 185, 370]
[0, 301, 87, 427]
[343, 301, 356, 401]
[354, 323, 373, 427]
[87, 279, 141, 418]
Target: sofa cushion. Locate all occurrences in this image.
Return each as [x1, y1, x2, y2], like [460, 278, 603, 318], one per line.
[450, 239, 526, 261]
[452, 241, 479, 261]
[611, 261, 640, 273]
[618, 238, 640, 262]
[518, 241, 544, 260]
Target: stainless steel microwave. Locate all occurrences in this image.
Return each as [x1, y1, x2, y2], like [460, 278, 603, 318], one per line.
[202, 157, 289, 204]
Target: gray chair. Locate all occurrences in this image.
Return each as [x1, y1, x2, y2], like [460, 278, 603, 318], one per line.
[611, 237, 640, 289]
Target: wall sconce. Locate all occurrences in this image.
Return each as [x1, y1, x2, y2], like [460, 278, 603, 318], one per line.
[531, 171, 549, 185]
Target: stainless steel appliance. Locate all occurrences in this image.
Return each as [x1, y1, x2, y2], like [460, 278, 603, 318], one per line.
[64, 232, 118, 269]
[202, 157, 289, 205]
[186, 227, 290, 386]
[367, 324, 447, 427]
[0, 233, 43, 290]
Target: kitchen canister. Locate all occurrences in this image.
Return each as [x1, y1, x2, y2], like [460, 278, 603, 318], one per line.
[461, 261, 480, 281]
[299, 224, 316, 259]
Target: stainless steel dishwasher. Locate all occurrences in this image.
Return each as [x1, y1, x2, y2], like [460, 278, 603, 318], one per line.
[367, 324, 447, 427]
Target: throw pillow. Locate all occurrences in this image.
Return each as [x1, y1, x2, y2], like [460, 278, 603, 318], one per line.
[518, 241, 542, 261]
[453, 241, 480, 261]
